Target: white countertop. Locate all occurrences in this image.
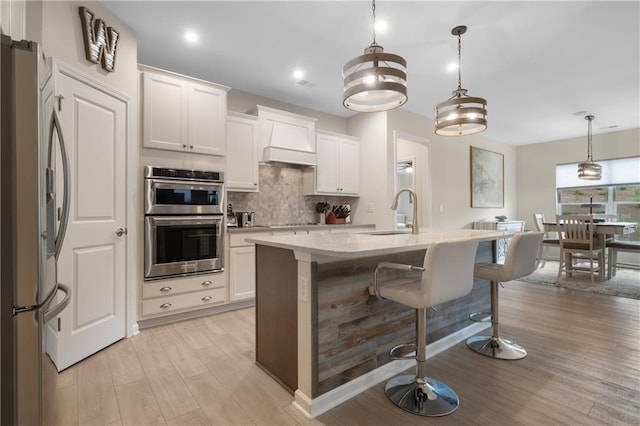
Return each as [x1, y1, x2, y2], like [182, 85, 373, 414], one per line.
[247, 228, 509, 262]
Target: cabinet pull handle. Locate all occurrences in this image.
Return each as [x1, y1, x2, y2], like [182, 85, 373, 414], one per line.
[202, 296, 213, 302]
[160, 286, 172, 293]
[160, 303, 172, 309]
[201, 280, 212, 287]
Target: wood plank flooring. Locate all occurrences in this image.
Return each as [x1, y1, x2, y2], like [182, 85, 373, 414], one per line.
[49, 281, 640, 425]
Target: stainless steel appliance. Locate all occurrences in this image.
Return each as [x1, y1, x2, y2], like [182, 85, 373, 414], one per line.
[144, 165, 223, 215]
[236, 211, 256, 227]
[144, 166, 225, 280]
[1, 36, 71, 425]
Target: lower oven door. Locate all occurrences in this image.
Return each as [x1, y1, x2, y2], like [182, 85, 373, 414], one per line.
[145, 215, 224, 280]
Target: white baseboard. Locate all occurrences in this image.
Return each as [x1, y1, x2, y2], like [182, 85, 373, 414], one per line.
[292, 321, 490, 418]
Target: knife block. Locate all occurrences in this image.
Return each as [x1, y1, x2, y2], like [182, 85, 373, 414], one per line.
[326, 212, 346, 224]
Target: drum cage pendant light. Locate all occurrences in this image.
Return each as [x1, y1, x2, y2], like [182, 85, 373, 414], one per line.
[577, 115, 602, 180]
[435, 25, 487, 136]
[342, 0, 407, 112]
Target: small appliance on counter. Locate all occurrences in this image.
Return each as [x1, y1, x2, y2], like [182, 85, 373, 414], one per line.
[227, 203, 237, 227]
[236, 211, 256, 227]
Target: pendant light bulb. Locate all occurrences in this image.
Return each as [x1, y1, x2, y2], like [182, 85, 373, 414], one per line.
[435, 25, 487, 136]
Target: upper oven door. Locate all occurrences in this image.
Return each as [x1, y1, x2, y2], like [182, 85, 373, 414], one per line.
[145, 178, 224, 215]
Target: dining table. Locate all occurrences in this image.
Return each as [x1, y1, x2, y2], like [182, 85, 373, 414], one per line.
[543, 221, 638, 280]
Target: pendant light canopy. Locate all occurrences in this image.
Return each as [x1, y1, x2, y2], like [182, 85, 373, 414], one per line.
[435, 25, 487, 136]
[342, 0, 407, 112]
[577, 115, 602, 180]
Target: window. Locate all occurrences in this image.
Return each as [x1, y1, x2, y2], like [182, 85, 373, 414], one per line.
[556, 157, 640, 242]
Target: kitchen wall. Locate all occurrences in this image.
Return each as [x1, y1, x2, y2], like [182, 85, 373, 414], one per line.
[227, 163, 358, 226]
[516, 127, 640, 229]
[348, 108, 518, 230]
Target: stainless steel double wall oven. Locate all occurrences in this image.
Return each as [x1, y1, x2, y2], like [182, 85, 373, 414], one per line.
[144, 166, 224, 280]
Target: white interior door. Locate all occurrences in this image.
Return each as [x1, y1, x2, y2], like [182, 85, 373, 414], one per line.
[46, 70, 127, 371]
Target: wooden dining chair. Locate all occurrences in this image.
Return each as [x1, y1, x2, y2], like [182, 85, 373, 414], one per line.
[533, 213, 559, 268]
[555, 214, 604, 285]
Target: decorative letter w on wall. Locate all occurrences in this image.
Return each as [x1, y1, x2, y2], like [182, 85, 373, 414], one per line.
[79, 7, 120, 72]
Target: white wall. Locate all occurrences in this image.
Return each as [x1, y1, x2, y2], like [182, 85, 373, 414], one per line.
[349, 108, 517, 230]
[516, 128, 640, 229]
[347, 112, 391, 227]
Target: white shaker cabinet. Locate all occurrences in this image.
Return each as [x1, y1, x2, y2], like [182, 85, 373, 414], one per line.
[228, 231, 271, 301]
[304, 130, 360, 196]
[141, 65, 229, 156]
[226, 112, 259, 191]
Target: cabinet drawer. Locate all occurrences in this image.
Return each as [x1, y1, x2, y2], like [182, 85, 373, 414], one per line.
[142, 287, 226, 317]
[142, 273, 225, 299]
[229, 231, 272, 247]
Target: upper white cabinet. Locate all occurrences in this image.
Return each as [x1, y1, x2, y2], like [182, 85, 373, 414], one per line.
[141, 65, 229, 156]
[304, 130, 360, 196]
[226, 112, 259, 191]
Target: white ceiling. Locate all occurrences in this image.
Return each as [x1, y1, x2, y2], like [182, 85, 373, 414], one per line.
[103, 1, 640, 146]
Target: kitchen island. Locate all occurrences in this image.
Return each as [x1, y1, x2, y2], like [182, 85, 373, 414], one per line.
[247, 228, 508, 418]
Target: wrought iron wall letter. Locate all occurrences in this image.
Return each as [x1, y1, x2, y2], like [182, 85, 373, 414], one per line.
[79, 7, 120, 72]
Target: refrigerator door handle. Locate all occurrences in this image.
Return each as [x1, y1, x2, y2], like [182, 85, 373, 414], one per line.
[13, 282, 60, 316]
[47, 108, 71, 260]
[43, 283, 71, 323]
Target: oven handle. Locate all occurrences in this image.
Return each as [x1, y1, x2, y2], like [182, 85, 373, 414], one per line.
[148, 178, 224, 190]
[147, 215, 224, 226]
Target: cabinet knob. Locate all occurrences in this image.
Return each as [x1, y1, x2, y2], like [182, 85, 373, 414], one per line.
[182, 144, 187, 148]
[202, 296, 213, 302]
[201, 280, 212, 287]
[160, 286, 172, 293]
[189, 145, 194, 149]
[160, 303, 172, 309]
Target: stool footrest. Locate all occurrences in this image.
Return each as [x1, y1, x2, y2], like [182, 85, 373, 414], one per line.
[389, 343, 417, 360]
[469, 311, 492, 323]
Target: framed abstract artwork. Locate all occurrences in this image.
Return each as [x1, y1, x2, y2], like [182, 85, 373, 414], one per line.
[470, 146, 504, 208]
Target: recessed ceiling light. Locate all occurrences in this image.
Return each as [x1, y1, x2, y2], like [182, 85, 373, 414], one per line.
[446, 62, 458, 72]
[184, 31, 199, 44]
[293, 69, 304, 80]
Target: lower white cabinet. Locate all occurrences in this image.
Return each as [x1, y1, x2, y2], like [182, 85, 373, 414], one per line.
[228, 231, 271, 302]
[229, 246, 257, 301]
[141, 272, 227, 318]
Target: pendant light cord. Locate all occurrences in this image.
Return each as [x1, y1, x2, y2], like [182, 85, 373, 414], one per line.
[371, 0, 377, 46]
[457, 32, 462, 91]
[586, 116, 593, 161]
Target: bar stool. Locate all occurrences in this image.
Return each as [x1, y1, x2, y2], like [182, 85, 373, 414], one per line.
[466, 232, 544, 360]
[369, 239, 479, 416]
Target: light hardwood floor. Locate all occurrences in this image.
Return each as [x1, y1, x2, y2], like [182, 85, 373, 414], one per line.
[49, 280, 640, 425]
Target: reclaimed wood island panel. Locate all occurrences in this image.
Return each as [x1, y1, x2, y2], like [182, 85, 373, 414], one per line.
[248, 228, 507, 418]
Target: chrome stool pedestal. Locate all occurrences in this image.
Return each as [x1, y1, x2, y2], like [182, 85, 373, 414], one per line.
[385, 308, 459, 416]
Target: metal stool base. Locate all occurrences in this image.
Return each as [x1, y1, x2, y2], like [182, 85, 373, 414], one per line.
[385, 374, 459, 417]
[466, 335, 527, 360]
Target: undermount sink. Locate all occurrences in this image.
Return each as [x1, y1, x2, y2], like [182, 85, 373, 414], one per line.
[361, 229, 412, 236]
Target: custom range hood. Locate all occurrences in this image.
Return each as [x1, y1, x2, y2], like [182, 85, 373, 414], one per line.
[252, 105, 318, 166]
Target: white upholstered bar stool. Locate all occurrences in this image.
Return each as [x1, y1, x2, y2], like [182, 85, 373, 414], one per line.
[466, 232, 544, 360]
[369, 239, 479, 416]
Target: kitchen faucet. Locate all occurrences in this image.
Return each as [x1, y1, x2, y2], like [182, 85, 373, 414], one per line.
[391, 188, 419, 234]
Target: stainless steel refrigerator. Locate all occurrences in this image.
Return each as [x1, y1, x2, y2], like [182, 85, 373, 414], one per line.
[1, 35, 71, 425]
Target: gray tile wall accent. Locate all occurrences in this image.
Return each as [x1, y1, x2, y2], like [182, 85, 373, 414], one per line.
[227, 163, 359, 226]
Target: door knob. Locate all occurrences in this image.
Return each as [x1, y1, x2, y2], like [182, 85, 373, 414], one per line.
[115, 228, 128, 236]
